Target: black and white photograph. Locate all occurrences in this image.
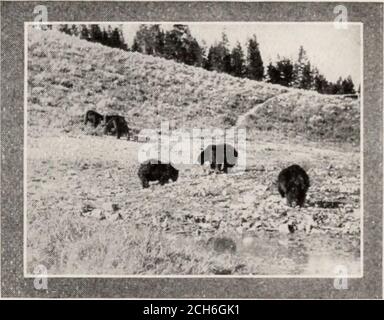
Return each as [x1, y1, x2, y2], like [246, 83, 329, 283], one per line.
[25, 21, 362, 277]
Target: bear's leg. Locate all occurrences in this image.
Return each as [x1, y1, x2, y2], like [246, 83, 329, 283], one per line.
[116, 123, 121, 139]
[141, 178, 149, 189]
[298, 194, 306, 207]
[159, 176, 169, 185]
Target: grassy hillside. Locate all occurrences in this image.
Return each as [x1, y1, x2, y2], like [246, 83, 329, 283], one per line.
[27, 29, 360, 144]
[237, 91, 360, 143]
[27, 30, 286, 134]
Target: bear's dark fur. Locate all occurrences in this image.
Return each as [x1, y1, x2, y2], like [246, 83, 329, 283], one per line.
[84, 110, 103, 128]
[138, 159, 179, 189]
[104, 115, 130, 140]
[197, 143, 238, 173]
[277, 164, 310, 207]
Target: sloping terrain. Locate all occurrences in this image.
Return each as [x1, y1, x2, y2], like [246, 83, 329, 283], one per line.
[28, 29, 360, 144]
[237, 91, 360, 144]
[28, 29, 285, 136]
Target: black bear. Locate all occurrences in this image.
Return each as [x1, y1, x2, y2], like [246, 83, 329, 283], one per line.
[277, 164, 310, 207]
[138, 159, 179, 189]
[84, 110, 103, 128]
[197, 143, 238, 173]
[104, 115, 130, 140]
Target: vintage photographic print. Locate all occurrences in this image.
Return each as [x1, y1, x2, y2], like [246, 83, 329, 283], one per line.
[25, 21, 362, 278]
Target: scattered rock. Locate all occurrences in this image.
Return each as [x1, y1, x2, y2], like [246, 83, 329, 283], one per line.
[105, 212, 122, 222]
[81, 203, 96, 214]
[344, 204, 354, 213]
[102, 202, 120, 212]
[278, 222, 295, 234]
[209, 237, 237, 253]
[80, 163, 89, 170]
[91, 209, 105, 220]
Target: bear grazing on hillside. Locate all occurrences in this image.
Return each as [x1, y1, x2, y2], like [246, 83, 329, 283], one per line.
[104, 115, 130, 140]
[84, 110, 103, 128]
[138, 159, 179, 189]
[197, 143, 238, 173]
[277, 164, 310, 207]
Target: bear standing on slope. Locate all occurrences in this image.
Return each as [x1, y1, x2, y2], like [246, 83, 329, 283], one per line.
[277, 164, 310, 207]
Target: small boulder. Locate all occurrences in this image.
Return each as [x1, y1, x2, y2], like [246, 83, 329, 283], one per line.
[91, 209, 105, 220]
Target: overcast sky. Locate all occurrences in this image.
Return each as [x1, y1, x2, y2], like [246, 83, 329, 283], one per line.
[121, 23, 361, 85]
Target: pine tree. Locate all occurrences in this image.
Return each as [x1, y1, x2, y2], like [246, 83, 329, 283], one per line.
[204, 46, 214, 71]
[165, 25, 188, 62]
[89, 25, 103, 43]
[335, 77, 344, 94]
[266, 62, 280, 84]
[301, 61, 313, 90]
[163, 25, 203, 66]
[205, 45, 221, 72]
[276, 58, 294, 87]
[184, 37, 204, 66]
[221, 33, 232, 74]
[132, 25, 162, 55]
[79, 25, 90, 41]
[230, 42, 245, 77]
[153, 26, 165, 56]
[133, 25, 148, 53]
[131, 38, 141, 52]
[246, 35, 264, 81]
[58, 24, 71, 35]
[70, 24, 79, 36]
[101, 27, 110, 46]
[109, 27, 122, 48]
[266, 58, 294, 87]
[293, 46, 309, 88]
[312, 68, 328, 93]
[117, 27, 127, 50]
[105, 26, 114, 47]
[326, 77, 343, 94]
[205, 32, 231, 73]
[341, 76, 355, 94]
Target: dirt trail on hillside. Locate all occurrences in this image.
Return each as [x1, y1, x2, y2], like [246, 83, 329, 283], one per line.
[236, 92, 293, 127]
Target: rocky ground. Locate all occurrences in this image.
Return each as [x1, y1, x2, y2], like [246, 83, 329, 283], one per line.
[26, 29, 361, 276]
[26, 131, 361, 276]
